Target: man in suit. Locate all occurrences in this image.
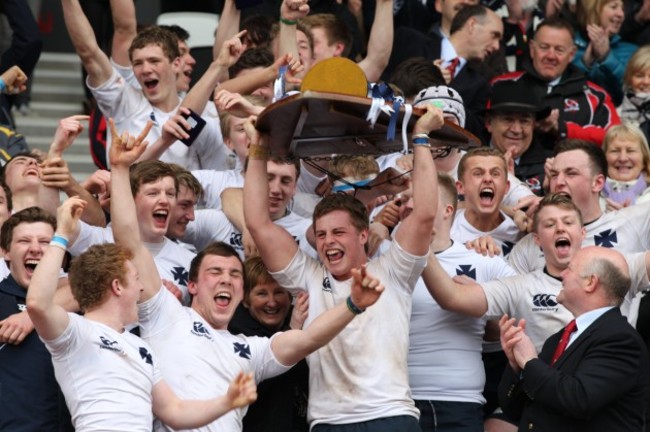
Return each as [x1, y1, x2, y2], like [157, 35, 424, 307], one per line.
[386, 4, 503, 140]
[498, 246, 650, 432]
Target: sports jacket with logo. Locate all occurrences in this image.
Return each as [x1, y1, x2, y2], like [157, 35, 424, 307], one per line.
[492, 62, 620, 147]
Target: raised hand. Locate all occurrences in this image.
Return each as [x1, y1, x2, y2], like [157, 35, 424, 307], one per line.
[226, 372, 258, 409]
[289, 292, 309, 330]
[281, 0, 310, 21]
[216, 30, 247, 69]
[349, 265, 385, 310]
[56, 197, 88, 239]
[214, 90, 264, 118]
[108, 118, 153, 168]
[0, 65, 28, 94]
[40, 157, 72, 190]
[414, 104, 445, 135]
[50, 115, 90, 157]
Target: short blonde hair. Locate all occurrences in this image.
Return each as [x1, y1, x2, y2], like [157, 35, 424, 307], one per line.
[602, 123, 650, 183]
[623, 46, 650, 90]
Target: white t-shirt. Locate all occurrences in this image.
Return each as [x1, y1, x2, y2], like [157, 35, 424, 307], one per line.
[43, 313, 161, 432]
[139, 288, 291, 432]
[409, 241, 516, 403]
[68, 223, 195, 304]
[192, 169, 244, 209]
[508, 201, 650, 274]
[270, 241, 425, 427]
[375, 152, 532, 207]
[482, 252, 648, 350]
[450, 209, 522, 257]
[183, 209, 314, 259]
[89, 68, 229, 171]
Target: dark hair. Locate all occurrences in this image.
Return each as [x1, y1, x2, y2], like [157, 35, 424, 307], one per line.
[553, 139, 608, 177]
[229, 47, 274, 78]
[0, 180, 13, 212]
[450, 4, 489, 35]
[534, 17, 576, 40]
[0, 207, 56, 252]
[243, 156, 300, 180]
[189, 242, 244, 284]
[302, 13, 353, 58]
[129, 26, 181, 62]
[312, 193, 369, 233]
[168, 164, 204, 202]
[158, 24, 190, 42]
[129, 160, 179, 197]
[241, 14, 275, 49]
[390, 57, 446, 100]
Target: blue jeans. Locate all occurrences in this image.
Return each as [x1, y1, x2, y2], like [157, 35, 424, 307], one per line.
[415, 400, 483, 432]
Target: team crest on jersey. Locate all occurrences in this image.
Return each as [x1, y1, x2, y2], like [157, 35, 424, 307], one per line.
[230, 232, 243, 249]
[171, 266, 189, 286]
[595, 229, 617, 248]
[563, 98, 579, 112]
[233, 342, 252, 359]
[322, 277, 332, 292]
[99, 336, 124, 354]
[139, 347, 153, 365]
[525, 177, 542, 194]
[17, 303, 26, 312]
[456, 265, 477, 280]
[531, 293, 559, 311]
[192, 321, 213, 339]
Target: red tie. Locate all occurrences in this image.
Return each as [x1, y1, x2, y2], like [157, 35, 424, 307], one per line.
[551, 319, 577, 365]
[447, 57, 461, 79]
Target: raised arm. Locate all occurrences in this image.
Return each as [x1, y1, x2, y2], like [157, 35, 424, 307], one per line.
[243, 117, 298, 272]
[109, 0, 138, 68]
[152, 371, 256, 430]
[421, 252, 488, 317]
[108, 119, 162, 302]
[41, 115, 107, 226]
[357, 0, 393, 82]
[393, 105, 442, 256]
[26, 198, 87, 341]
[276, 0, 310, 67]
[61, 0, 114, 87]
[213, 0, 240, 60]
[271, 265, 384, 365]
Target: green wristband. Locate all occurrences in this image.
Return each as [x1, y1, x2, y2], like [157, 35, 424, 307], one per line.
[346, 296, 365, 315]
[280, 16, 297, 25]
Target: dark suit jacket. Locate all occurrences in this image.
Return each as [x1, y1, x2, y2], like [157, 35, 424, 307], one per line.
[385, 27, 489, 142]
[499, 308, 650, 432]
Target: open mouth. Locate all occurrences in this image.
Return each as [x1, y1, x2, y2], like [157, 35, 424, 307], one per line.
[479, 187, 495, 205]
[153, 209, 168, 225]
[214, 292, 231, 307]
[144, 79, 159, 90]
[325, 248, 344, 263]
[24, 259, 39, 273]
[555, 237, 571, 256]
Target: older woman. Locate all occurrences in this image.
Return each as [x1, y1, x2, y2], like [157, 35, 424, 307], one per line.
[573, 0, 638, 105]
[601, 123, 650, 208]
[618, 46, 650, 139]
[228, 256, 309, 432]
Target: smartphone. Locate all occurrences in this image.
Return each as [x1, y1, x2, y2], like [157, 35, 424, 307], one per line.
[180, 109, 206, 147]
